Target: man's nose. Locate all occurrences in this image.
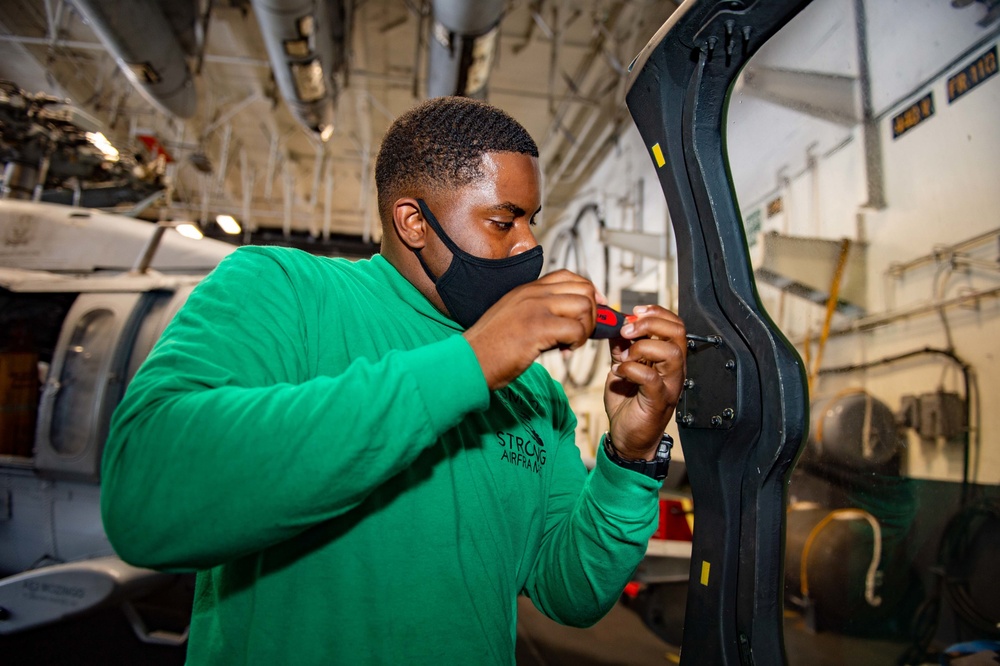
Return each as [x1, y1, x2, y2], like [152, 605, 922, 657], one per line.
[509, 227, 539, 257]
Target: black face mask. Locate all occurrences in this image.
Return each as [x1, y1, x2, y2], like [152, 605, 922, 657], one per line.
[414, 198, 544, 329]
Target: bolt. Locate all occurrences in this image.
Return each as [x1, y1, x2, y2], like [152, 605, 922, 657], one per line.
[711, 415, 723, 427]
[723, 408, 735, 420]
[681, 413, 694, 426]
[683, 378, 695, 390]
[725, 359, 736, 371]
[687, 339, 697, 350]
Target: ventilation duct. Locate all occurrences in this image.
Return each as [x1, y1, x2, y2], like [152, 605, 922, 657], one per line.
[251, 0, 348, 137]
[427, 0, 504, 99]
[72, 0, 197, 119]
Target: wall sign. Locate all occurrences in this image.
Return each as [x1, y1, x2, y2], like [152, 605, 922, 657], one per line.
[947, 44, 997, 104]
[892, 92, 935, 139]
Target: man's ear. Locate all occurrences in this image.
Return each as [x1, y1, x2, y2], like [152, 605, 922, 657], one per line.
[391, 198, 425, 250]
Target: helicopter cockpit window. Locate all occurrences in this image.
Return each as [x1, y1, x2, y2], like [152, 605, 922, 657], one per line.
[50, 308, 116, 457]
[725, 1, 999, 662]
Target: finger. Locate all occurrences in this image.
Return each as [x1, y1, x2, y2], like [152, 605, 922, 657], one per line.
[607, 335, 631, 365]
[536, 292, 595, 321]
[545, 295, 598, 348]
[609, 359, 669, 404]
[619, 338, 686, 371]
[535, 269, 594, 287]
[524, 280, 600, 332]
[519, 276, 598, 308]
[620, 309, 686, 343]
[609, 305, 683, 363]
[542, 314, 591, 351]
[512, 290, 595, 347]
[622, 341, 686, 404]
[631, 303, 683, 323]
[612, 356, 683, 403]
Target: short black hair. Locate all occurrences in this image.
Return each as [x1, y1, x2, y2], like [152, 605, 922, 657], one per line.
[374, 96, 539, 224]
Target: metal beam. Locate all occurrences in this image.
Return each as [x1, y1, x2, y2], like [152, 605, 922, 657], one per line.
[741, 66, 860, 127]
[854, 0, 886, 209]
[600, 229, 668, 260]
[202, 91, 263, 137]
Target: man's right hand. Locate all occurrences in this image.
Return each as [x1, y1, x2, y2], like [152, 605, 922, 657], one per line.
[463, 270, 598, 390]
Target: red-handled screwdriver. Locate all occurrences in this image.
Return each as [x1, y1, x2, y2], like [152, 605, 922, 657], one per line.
[591, 305, 638, 339]
[593, 305, 718, 346]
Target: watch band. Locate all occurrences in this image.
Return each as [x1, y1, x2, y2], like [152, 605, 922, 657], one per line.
[603, 432, 673, 481]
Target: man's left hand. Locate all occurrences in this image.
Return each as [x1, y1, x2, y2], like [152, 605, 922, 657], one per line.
[603, 305, 686, 461]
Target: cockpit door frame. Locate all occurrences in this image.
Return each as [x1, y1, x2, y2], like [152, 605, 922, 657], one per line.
[626, 1, 813, 663]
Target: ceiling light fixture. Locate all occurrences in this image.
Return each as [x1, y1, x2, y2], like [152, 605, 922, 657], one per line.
[216, 214, 242, 234]
[174, 223, 204, 240]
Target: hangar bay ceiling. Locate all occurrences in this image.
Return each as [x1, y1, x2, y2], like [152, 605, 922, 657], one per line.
[0, 0, 679, 255]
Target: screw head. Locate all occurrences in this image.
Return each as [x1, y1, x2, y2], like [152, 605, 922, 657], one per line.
[683, 378, 695, 390]
[725, 359, 736, 371]
[681, 413, 694, 426]
[710, 415, 723, 427]
[723, 408, 735, 419]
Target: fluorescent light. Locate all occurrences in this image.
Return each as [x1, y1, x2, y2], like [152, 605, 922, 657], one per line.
[216, 214, 242, 234]
[85, 131, 119, 161]
[174, 223, 203, 240]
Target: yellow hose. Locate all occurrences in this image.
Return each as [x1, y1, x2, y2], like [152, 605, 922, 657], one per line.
[799, 508, 883, 607]
[808, 238, 852, 395]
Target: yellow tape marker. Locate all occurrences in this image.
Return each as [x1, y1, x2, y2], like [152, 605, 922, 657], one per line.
[651, 143, 666, 168]
[700, 560, 711, 586]
[683, 498, 695, 534]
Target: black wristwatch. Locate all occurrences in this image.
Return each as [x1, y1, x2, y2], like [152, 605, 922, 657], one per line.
[603, 432, 673, 481]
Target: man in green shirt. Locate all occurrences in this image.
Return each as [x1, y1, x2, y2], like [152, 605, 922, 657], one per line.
[102, 96, 686, 664]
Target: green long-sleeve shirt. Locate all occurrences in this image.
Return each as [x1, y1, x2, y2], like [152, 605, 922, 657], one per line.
[101, 246, 662, 665]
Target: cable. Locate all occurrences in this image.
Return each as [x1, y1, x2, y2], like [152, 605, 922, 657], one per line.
[546, 203, 609, 389]
[939, 500, 1000, 638]
[897, 498, 1000, 665]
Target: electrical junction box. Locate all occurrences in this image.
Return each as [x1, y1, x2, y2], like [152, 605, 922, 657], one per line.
[899, 391, 966, 441]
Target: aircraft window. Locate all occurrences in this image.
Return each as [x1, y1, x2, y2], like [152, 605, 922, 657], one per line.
[50, 308, 116, 457]
[724, 2, 999, 663]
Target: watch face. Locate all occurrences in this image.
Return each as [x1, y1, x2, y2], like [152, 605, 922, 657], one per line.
[656, 434, 674, 461]
[604, 434, 672, 480]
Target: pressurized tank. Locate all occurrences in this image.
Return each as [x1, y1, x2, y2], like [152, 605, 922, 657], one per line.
[804, 390, 902, 472]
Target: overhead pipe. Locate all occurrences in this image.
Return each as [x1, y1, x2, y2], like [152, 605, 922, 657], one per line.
[250, 0, 348, 137]
[72, 0, 197, 119]
[426, 0, 505, 99]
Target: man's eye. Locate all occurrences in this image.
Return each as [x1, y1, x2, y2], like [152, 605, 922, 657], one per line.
[491, 220, 514, 230]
